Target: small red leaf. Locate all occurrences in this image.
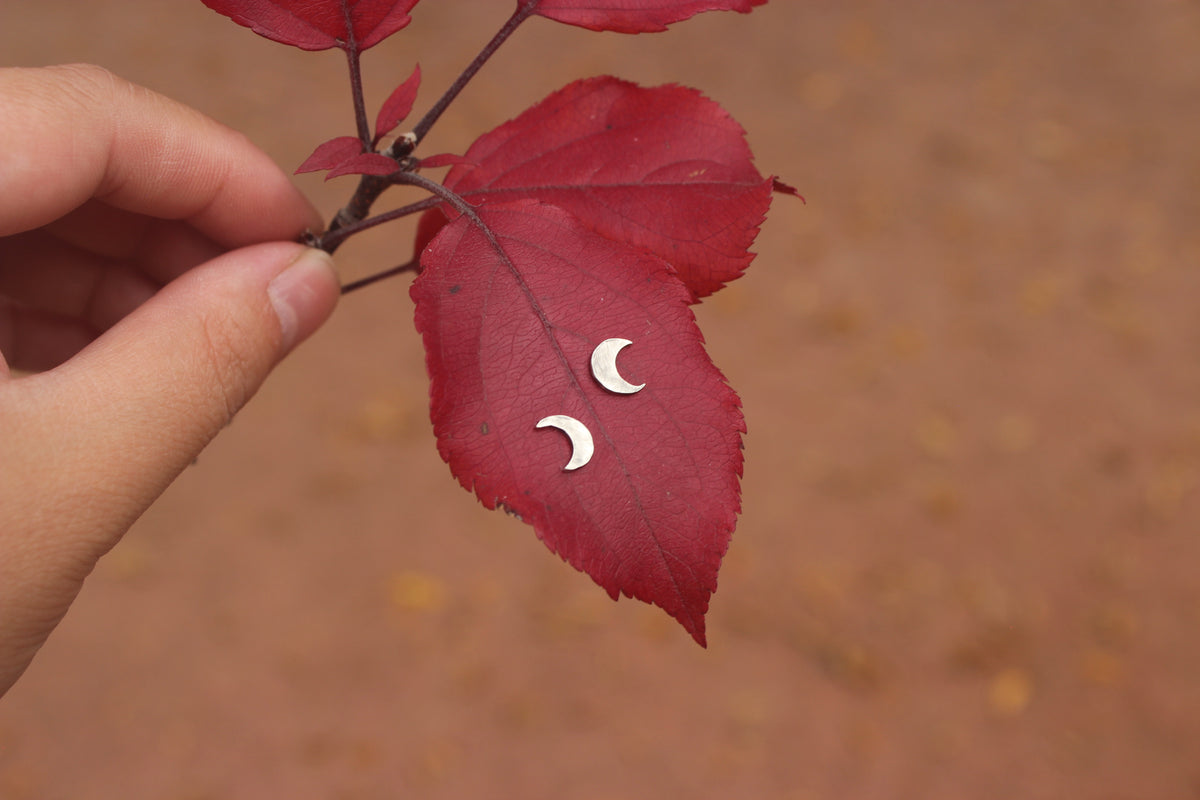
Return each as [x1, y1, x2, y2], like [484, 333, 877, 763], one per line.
[772, 177, 804, 201]
[413, 200, 744, 645]
[374, 64, 422, 143]
[527, 0, 765, 33]
[295, 136, 364, 174]
[325, 152, 399, 179]
[416, 77, 779, 297]
[202, 0, 419, 52]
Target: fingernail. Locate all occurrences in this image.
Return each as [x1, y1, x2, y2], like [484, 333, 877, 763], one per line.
[267, 248, 339, 353]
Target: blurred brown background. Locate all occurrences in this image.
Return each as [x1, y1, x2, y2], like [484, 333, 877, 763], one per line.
[3, 1, 1199, 798]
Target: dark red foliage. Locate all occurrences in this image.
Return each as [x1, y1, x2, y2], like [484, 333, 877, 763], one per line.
[325, 152, 399, 179]
[527, 0, 766, 33]
[374, 64, 421, 143]
[201, 0, 419, 51]
[416, 76, 777, 298]
[295, 136, 363, 174]
[296, 139, 400, 178]
[413, 200, 744, 645]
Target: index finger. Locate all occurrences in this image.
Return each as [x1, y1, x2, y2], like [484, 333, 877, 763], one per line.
[0, 64, 321, 246]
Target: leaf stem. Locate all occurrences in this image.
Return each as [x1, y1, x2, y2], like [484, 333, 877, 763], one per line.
[340, 259, 419, 294]
[388, 172, 511, 283]
[388, 171, 478, 220]
[344, 50, 372, 146]
[410, 2, 537, 145]
[318, 195, 442, 254]
[342, 1, 373, 147]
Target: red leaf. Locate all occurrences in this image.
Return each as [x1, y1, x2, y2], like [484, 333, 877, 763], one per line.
[325, 152, 399, 179]
[413, 201, 448, 258]
[416, 77, 777, 297]
[772, 176, 805, 201]
[295, 135, 364, 174]
[412, 200, 744, 645]
[527, 0, 766, 33]
[374, 63, 421, 143]
[201, 0, 419, 52]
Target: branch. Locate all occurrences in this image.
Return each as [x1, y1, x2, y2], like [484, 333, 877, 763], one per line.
[332, 175, 474, 292]
[345, 49, 373, 146]
[410, 2, 537, 144]
[324, 4, 537, 238]
[341, 2, 372, 146]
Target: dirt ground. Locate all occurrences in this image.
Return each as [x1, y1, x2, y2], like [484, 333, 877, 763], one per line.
[3, 1, 1200, 798]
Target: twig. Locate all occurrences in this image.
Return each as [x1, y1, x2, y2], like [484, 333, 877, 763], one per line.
[341, 260, 419, 294]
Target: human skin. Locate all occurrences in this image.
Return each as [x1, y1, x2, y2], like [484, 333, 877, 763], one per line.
[0, 64, 340, 695]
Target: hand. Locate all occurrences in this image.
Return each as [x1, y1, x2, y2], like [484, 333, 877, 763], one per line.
[0, 65, 340, 695]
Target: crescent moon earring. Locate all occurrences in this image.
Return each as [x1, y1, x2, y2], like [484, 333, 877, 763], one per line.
[536, 415, 594, 470]
[591, 338, 645, 394]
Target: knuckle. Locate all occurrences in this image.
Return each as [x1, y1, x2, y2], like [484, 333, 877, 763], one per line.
[45, 63, 124, 110]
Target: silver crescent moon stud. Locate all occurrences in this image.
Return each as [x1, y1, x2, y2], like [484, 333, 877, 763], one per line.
[536, 414, 594, 471]
[591, 338, 645, 394]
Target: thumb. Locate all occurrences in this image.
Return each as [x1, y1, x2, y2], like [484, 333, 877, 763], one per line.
[45, 241, 339, 499]
[0, 242, 337, 690]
